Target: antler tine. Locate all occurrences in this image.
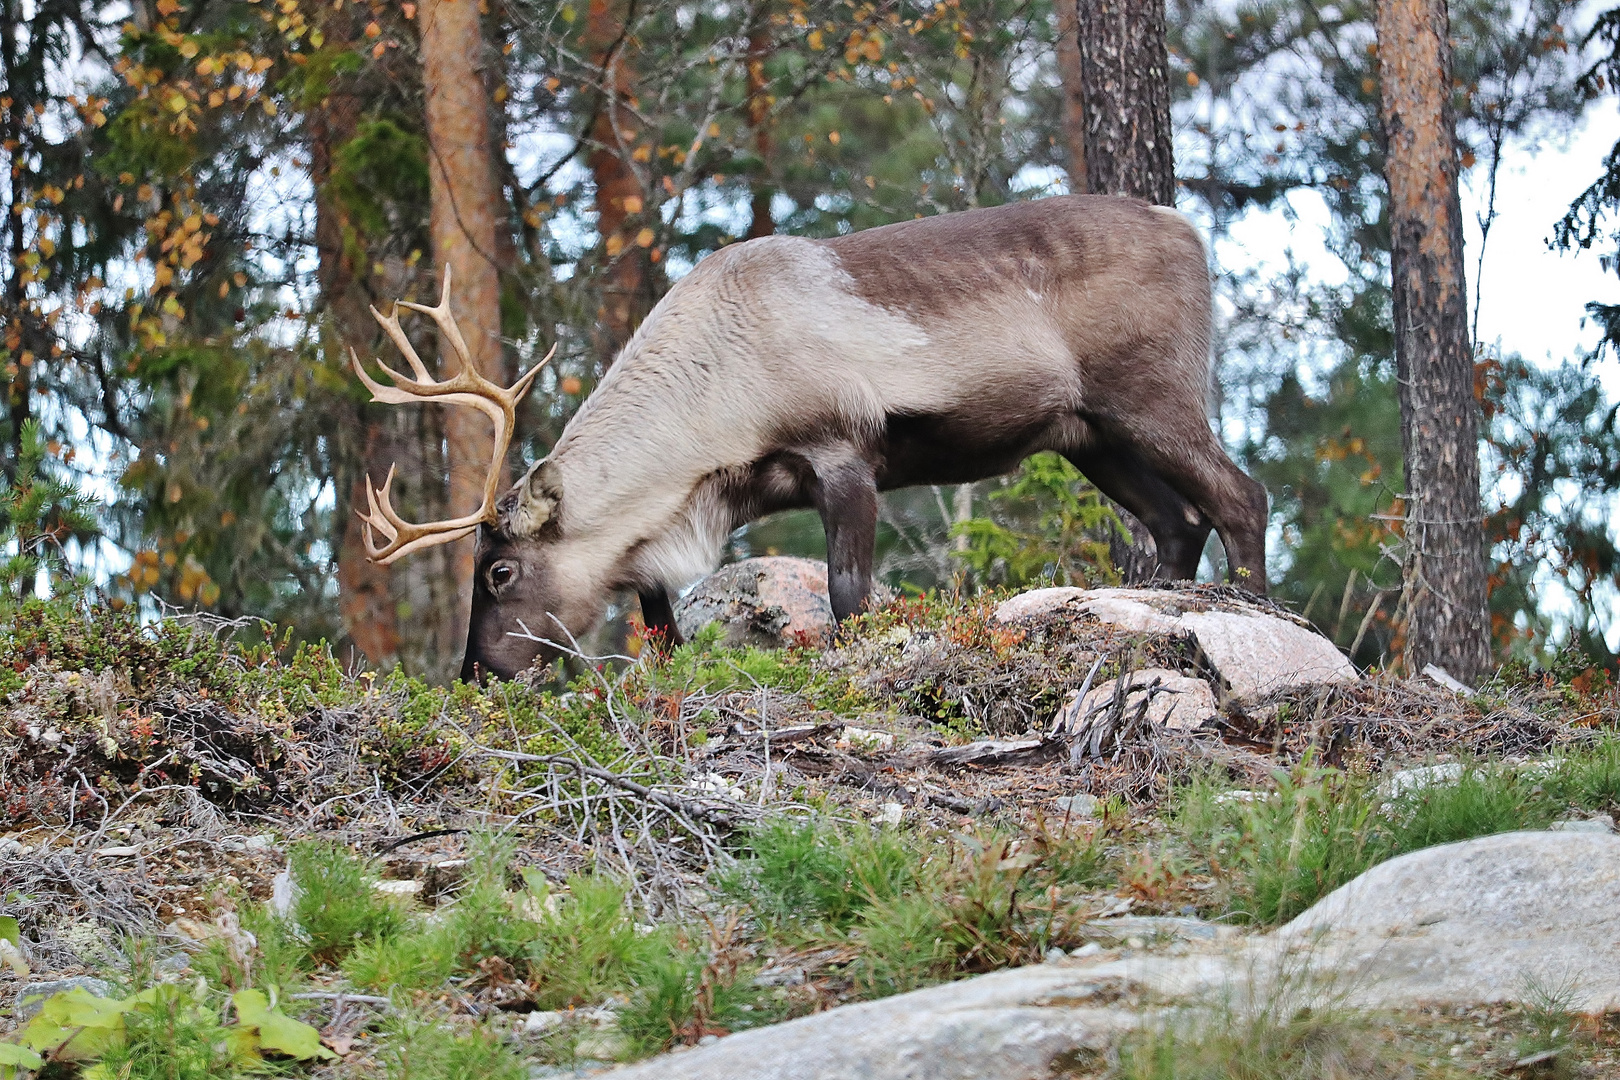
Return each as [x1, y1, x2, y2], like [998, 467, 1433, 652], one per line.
[357, 464, 482, 564]
[349, 275, 557, 563]
[367, 301, 436, 383]
[397, 265, 475, 378]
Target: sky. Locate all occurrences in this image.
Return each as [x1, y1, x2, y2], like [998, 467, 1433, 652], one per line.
[1465, 106, 1620, 373]
[1217, 99, 1620, 384]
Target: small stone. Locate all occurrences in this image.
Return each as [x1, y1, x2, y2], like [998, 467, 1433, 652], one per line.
[698, 1034, 721, 1046]
[876, 802, 904, 826]
[1053, 794, 1098, 818]
[1061, 669, 1217, 733]
[241, 834, 276, 850]
[95, 845, 138, 857]
[1043, 947, 1067, 963]
[374, 879, 423, 895]
[17, 978, 111, 1022]
[836, 726, 896, 754]
[674, 557, 842, 649]
[1382, 763, 1465, 799]
[1214, 789, 1264, 805]
[1550, 816, 1616, 834]
[523, 1010, 565, 1034]
[1070, 942, 1104, 959]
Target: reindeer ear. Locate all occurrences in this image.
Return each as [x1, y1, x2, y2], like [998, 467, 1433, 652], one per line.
[498, 461, 561, 538]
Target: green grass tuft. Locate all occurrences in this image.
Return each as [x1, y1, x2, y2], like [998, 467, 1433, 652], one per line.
[720, 817, 919, 931]
[287, 840, 410, 964]
[376, 1013, 527, 1080]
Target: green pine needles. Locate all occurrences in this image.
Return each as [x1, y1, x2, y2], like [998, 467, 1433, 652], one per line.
[0, 418, 97, 613]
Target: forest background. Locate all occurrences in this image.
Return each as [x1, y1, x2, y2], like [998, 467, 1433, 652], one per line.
[6, 0, 1620, 683]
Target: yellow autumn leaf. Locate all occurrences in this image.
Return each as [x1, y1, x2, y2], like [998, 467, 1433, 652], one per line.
[635, 227, 655, 248]
[622, 195, 643, 213]
[179, 39, 199, 58]
[605, 233, 625, 256]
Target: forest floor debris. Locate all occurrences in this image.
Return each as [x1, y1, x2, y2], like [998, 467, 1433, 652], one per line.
[1, 585, 1618, 1077]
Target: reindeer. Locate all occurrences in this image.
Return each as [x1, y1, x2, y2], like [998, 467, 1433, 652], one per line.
[351, 195, 1269, 681]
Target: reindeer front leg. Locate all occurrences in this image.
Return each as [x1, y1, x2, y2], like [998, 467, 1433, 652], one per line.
[810, 455, 879, 622]
[638, 586, 684, 647]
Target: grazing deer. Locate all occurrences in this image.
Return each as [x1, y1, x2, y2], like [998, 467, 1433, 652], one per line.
[351, 195, 1269, 681]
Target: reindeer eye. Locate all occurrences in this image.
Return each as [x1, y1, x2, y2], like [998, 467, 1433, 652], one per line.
[486, 562, 517, 591]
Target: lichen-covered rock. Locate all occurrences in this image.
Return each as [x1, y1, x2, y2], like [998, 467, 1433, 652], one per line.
[1179, 610, 1356, 701]
[599, 962, 1144, 1080]
[995, 585, 1357, 703]
[674, 557, 836, 649]
[1065, 668, 1217, 732]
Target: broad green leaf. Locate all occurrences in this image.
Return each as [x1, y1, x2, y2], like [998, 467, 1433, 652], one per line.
[231, 989, 333, 1060]
[0, 1043, 43, 1069]
[21, 988, 133, 1060]
[0, 916, 20, 947]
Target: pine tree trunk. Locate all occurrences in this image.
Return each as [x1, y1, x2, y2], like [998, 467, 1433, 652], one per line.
[1054, 2, 1087, 191]
[311, 11, 402, 668]
[1376, 0, 1491, 682]
[745, 16, 775, 240]
[1074, 0, 1177, 583]
[586, 0, 653, 362]
[421, 0, 509, 667]
[1075, 0, 1174, 205]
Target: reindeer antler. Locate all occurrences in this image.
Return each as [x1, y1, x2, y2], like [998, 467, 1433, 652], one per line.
[350, 266, 553, 564]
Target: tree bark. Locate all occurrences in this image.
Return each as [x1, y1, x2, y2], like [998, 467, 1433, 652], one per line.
[1075, 0, 1174, 205]
[586, 0, 654, 361]
[310, 11, 402, 668]
[1054, 2, 1087, 191]
[420, 0, 509, 661]
[745, 15, 775, 240]
[1074, 0, 1177, 582]
[1376, 0, 1491, 681]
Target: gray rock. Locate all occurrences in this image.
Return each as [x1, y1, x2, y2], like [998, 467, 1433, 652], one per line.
[17, 977, 112, 1021]
[609, 831, 1620, 1079]
[996, 585, 1357, 703]
[674, 558, 835, 649]
[602, 964, 1143, 1080]
[1179, 610, 1356, 701]
[1084, 915, 1229, 944]
[1052, 794, 1099, 818]
[1549, 817, 1616, 834]
[1064, 668, 1217, 732]
[1268, 830, 1620, 1013]
[991, 587, 1088, 623]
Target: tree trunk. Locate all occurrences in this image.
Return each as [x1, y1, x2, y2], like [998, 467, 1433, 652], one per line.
[1075, 0, 1174, 205]
[1054, 2, 1087, 191]
[310, 11, 402, 668]
[745, 15, 775, 240]
[1074, 0, 1177, 583]
[1376, 0, 1491, 682]
[586, 0, 654, 361]
[421, 0, 509, 665]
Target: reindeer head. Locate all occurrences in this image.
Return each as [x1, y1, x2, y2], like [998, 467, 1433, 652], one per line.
[350, 269, 568, 682]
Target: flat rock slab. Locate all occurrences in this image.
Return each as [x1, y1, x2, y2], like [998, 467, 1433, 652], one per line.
[1273, 830, 1620, 1013]
[674, 557, 834, 649]
[613, 831, 1620, 1079]
[995, 585, 1355, 702]
[603, 963, 1146, 1080]
[1180, 610, 1356, 700]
